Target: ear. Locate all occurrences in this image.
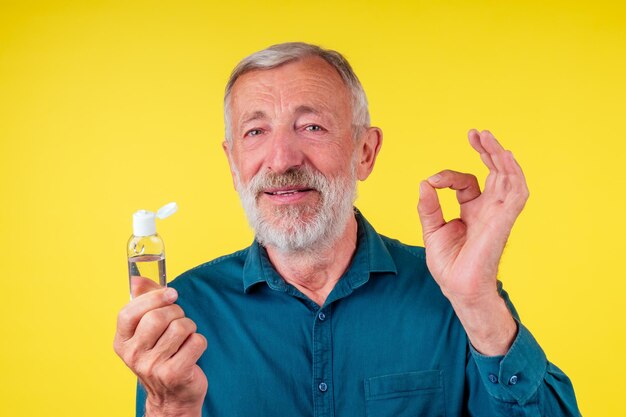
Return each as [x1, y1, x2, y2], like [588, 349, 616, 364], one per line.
[356, 127, 383, 181]
[222, 140, 239, 191]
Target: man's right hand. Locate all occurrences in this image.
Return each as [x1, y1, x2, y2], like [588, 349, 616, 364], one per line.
[114, 277, 208, 417]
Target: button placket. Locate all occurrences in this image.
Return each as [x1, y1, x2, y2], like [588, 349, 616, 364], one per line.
[312, 307, 333, 416]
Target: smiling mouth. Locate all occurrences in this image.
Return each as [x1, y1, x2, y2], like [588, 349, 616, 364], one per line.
[264, 188, 314, 196]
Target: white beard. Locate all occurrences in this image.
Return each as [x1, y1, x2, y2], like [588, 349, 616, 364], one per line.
[234, 159, 358, 254]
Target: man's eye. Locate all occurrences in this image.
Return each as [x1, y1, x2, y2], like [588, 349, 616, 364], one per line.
[245, 129, 263, 137]
[305, 125, 323, 132]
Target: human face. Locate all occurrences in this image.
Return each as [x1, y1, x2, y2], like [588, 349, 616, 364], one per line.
[224, 56, 361, 251]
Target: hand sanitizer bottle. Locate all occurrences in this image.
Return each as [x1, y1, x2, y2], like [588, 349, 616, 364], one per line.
[127, 202, 177, 297]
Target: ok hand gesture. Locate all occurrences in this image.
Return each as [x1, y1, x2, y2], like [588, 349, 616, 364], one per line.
[417, 129, 528, 355]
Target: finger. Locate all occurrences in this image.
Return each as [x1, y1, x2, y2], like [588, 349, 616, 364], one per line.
[427, 170, 481, 205]
[503, 149, 526, 178]
[418, 181, 445, 242]
[130, 276, 161, 299]
[166, 333, 208, 373]
[479, 130, 508, 173]
[468, 129, 496, 171]
[116, 287, 178, 341]
[132, 304, 187, 351]
[502, 151, 530, 202]
[479, 152, 496, 172]
[150, 317, 198, 361]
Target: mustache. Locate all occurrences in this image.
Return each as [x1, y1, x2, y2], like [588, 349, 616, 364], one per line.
[247, 166, 327, 195]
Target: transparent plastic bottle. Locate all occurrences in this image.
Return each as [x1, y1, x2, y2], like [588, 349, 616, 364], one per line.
[127, 202, 177, 297]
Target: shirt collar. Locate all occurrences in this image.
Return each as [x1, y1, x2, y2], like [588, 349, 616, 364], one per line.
[242, 208, 398, 293]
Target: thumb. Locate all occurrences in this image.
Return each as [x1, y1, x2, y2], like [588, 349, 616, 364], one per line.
[130, 276, 162, 299]
[417, 181, 445, 242]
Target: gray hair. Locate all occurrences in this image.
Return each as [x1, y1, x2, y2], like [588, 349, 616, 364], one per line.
[223, 42, 370, 142]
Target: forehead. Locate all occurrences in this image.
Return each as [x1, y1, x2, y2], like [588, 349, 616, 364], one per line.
[230, 56, 351, 118]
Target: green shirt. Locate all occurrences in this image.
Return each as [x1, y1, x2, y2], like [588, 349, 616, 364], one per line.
[137, 211, 580, 416]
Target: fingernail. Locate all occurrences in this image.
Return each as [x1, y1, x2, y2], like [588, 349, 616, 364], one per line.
[419, 181, 426, 195]
[164, 288, 178, 302]
[428, 174, 441, 183]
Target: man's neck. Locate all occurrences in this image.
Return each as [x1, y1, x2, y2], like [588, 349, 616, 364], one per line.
[265, 215, 358, 307]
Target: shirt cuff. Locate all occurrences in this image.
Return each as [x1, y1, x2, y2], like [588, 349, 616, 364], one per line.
[470, 319, 548, 404]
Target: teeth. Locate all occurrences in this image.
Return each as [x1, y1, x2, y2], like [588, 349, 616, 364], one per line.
[274, 190, 298, 195]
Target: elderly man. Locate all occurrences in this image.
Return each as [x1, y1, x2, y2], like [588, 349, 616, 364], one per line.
[114, 42, 580, 416]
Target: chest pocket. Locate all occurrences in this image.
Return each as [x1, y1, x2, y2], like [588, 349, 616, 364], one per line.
[364, 370, 445, 417]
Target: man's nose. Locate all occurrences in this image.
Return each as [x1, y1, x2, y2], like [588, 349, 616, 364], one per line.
[266, 127, 304, 174]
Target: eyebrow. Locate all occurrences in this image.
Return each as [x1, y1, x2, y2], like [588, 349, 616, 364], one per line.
[239, 105, 326, 127]
[294, 105, 322, 117]
[240, 111, 267, 126]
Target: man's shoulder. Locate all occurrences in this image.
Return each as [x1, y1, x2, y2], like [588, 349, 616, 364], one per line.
[357, 210, 428, 274]
[379, 234, 427, 260]
[169, 246, 250, 292]
[378, 233, 429, 273]
[368, 232, 449, 309]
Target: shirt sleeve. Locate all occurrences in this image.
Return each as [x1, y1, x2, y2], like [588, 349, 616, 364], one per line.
[136, 381, 147, 417]
[465, 284, 582, 416]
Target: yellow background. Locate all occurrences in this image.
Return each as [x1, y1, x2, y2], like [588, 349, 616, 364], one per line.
[1, 1, 624, 416]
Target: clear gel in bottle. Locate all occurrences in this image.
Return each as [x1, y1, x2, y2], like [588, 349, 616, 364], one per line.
[127, 202, 177, 298]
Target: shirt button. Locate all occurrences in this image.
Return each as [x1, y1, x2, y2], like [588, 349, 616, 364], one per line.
[509, 375, 519, 385]
[318, 382, 328, 392]
[318, 312, 326, 321]
[488, 373, 498, 384]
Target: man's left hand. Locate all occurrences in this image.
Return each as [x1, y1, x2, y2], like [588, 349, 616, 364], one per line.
[417, 129, 528, 355]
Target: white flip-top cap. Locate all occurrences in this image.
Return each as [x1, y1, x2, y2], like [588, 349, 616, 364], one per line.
[132, 202, 178, 237]
[157, 202, 178, 219]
